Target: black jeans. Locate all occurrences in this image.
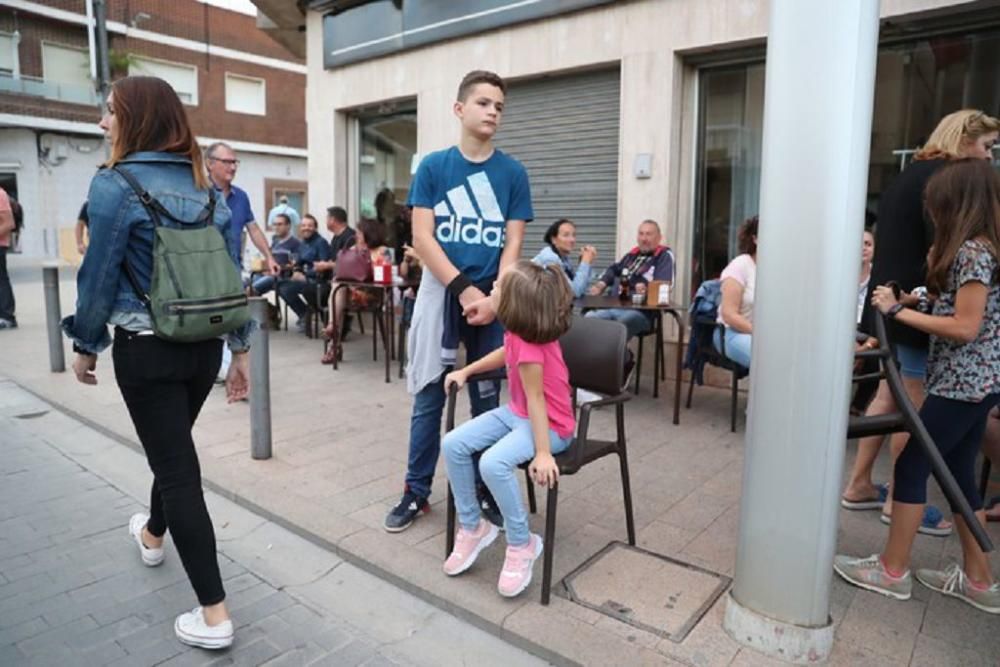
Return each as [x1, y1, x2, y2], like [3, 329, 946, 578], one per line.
[0, 247, 15, 324]
[893, 392, 1000, 509]
[113, 328, 226, 606]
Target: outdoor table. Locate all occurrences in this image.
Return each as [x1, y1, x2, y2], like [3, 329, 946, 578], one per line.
[576, 295, 685, 425]
[329, 278, 419, 383]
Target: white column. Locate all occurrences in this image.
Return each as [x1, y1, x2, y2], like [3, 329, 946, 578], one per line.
[722, 1, 880, 663]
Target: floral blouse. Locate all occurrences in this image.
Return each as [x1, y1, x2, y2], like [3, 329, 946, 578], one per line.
[926, 239, 1000, 402]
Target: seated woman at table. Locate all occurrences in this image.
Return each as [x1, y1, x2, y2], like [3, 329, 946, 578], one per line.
[321, 217, 389, 364]
[531, 218, 596, 297]
[713, 215, 757, 368]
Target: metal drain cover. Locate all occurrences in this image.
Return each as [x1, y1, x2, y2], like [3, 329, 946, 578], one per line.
[561, 541, 731, 642]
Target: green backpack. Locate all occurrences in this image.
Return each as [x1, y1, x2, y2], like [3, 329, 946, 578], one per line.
[115, 166, 250, 342]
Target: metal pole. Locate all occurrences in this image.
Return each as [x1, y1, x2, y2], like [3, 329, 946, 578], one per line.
[43, 262, 65, 373]
[248, 297, 272, 460]
[722, 1, 880, 663]
[93, 0, 111, 108]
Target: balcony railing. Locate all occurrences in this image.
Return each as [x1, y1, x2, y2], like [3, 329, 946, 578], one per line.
[0, 71, 100, 106]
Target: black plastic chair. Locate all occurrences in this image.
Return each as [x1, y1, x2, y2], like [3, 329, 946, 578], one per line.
[445, 316, 635, 605]
[685, 313, 748, 432]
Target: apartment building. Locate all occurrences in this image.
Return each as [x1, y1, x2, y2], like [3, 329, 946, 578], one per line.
[0, 0, 307, 260]
[256, 0, 1000, 304]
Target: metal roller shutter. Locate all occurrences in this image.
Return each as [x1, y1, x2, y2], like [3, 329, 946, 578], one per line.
[494, 67, 621, 277]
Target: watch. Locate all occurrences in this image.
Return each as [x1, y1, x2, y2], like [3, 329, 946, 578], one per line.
[886, 303, 904, 319]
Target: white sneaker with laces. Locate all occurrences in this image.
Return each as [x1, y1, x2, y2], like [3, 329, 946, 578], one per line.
[174, 606, 234, 650]
[128, 513, 164, 567]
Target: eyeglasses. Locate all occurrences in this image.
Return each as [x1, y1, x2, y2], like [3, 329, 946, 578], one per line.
[209, 157, 240, 167]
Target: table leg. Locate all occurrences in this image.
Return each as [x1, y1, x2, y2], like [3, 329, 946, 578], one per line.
[653, 313, 661, 400]
[669, 310, 683, 425]
[383, 291, 391, 383]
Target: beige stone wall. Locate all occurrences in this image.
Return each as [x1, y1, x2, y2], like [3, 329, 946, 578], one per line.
[305, 0, 978, 287]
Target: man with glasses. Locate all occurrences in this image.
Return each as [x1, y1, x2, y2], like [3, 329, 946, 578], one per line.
[205, 142, 278, 380]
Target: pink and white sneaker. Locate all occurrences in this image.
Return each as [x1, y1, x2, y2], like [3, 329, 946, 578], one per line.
[498, 533, 543, 598]
[443, 519, 499, 576]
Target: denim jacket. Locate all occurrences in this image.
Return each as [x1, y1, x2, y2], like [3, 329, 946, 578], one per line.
[62, 151, 252, 354]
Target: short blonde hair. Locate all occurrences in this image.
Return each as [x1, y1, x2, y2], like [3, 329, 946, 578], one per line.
[915, 109, 1000, 160]
[496, 260, 573, 344]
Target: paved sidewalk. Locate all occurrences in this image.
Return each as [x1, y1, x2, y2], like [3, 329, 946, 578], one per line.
[3, 257, 999, 666]
[0, 380, 547, 666]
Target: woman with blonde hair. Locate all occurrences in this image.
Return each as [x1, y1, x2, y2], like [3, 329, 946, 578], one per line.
[63, 76, 251, 649]
[841, 109, 999, 535]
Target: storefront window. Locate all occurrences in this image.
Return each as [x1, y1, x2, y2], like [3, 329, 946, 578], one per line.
[691, 28, 1000, 294]
[357, 104, 417, 254]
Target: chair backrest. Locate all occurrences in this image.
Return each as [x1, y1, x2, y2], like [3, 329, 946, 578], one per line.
[559, 315, 628, 395]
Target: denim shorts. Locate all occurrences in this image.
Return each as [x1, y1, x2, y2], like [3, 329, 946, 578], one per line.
[894, 343, 927, 380]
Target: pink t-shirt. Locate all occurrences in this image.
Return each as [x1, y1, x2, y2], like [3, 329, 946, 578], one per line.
[0, 188, 10, 248]
[504, 331, 575, 439]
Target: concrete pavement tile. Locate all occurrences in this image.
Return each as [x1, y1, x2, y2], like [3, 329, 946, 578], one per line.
[728, 646, 795, 666]
[503, 597, 679, 666]
[909, 633, 991, 667]
[107, 638, 186, 667]
[636, 520, 700, 558]
[834, 591, 924, 662]
[827, 638, 908, 666]
[217, 520, 342, 589]
[658, 491, 732, 534]
[919, 587, 1000, 658]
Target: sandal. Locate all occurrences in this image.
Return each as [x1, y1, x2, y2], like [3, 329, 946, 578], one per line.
[841, 483, 889, 511]
[320, 344, 342, 365]
[880, 504, 953, 537]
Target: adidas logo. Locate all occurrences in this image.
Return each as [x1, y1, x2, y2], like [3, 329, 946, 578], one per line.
[434, 171, 506, 248]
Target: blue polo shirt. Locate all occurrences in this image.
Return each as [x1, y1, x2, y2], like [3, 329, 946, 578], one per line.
[216, 183, 255, 266]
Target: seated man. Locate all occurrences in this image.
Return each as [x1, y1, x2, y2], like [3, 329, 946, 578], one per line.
[586, 219, 674, 338]
[278, 207, 355, 332]
[250, 213, 300, 295]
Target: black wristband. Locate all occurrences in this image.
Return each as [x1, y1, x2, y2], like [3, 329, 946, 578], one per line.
[447, 273, 473, 299]
[72, 343, 89, 355]
[887, 303, 904, 320]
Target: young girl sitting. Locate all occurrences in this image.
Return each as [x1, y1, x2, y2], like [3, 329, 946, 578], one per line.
[441, 260, 575, 598]
[834, 158, 1000, 614]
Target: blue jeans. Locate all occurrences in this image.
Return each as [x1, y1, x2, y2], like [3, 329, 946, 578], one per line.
[894, 343, 928, 380]
[443, 405, 572, 546]
[584, 308, 651, 338]
[714, 327, 752, 368]
[250, 275, 276, 295]
[404, 318, 504, 500]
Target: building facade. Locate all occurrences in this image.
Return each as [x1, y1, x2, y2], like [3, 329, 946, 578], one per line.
[286, 0, 999, 304]
[0, 0, 308, 260]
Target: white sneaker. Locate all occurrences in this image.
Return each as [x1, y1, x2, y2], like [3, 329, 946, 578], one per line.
[174, 607, 234, 650]
[128, 513, 164, 567]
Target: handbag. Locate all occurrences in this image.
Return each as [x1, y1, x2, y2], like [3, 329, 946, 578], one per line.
[335, 247, 372, 281]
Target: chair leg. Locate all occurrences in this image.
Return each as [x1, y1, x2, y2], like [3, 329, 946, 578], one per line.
[525, 468, 537, 514]
[730, 369, 739, 433]
[541, 484, 559, 605]
[685, 367, 696, 409]
[617, 405, 636, 546]
[446, 484, 456, 557]
[980, 456, 992, 501]
[634, 338, 643, 395]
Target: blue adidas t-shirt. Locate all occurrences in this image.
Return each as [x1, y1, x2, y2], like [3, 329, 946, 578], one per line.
[407, 146, 533, 282]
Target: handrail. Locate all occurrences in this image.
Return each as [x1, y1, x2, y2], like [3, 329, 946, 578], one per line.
[847, 315, 993, 552]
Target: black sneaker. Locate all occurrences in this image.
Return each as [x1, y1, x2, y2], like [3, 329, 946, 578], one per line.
[478, 487, 504, 530]
[384, 488, 429, 533]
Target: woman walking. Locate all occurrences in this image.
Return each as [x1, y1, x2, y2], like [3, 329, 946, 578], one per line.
[63, 76, 251, 649]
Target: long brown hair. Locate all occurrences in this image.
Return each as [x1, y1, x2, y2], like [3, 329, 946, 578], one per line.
[924, 158, 1000, 295]
[496, 260, 573, 344]
[105, 76, 207, 189]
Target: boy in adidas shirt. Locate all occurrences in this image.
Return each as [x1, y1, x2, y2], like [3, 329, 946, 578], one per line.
[385, 70, 533, 532]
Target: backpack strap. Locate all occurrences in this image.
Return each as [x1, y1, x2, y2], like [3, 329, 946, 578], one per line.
[110, 165, 217, 308]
